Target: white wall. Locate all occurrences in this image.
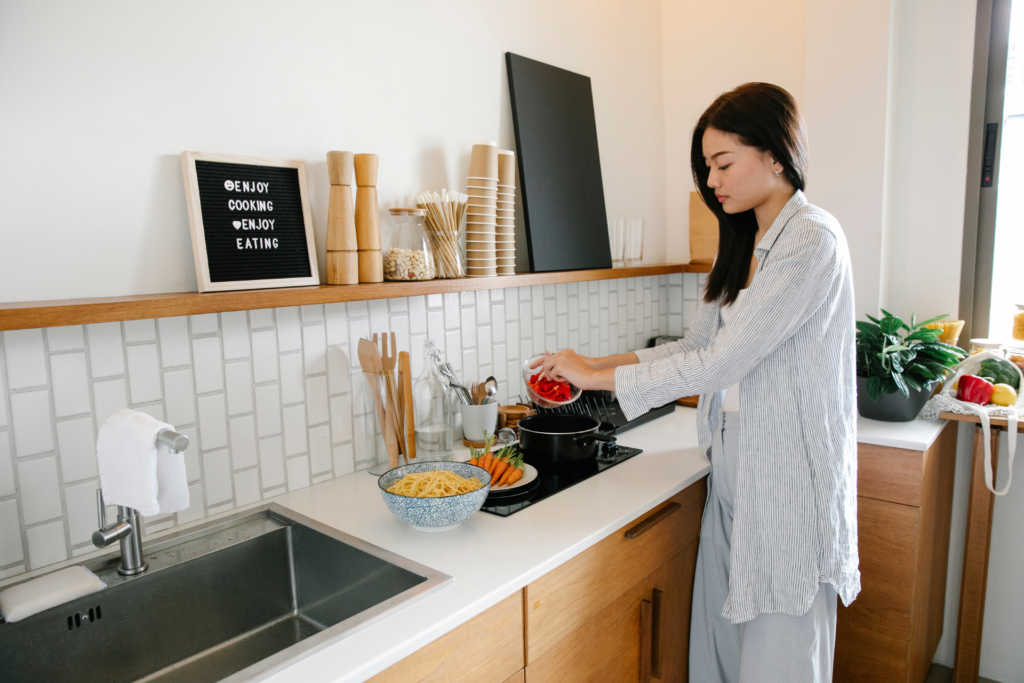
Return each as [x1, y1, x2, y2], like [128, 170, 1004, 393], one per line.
[803, 0, 895, 321]
[884, 0, 978, 321]
[0, 0, 667, 303]
[660, 0, 807, 265]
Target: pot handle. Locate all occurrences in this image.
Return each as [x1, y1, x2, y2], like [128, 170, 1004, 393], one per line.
[573, 432, 617, 448]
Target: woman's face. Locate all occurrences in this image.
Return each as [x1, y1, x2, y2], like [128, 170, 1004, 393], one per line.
[701, 127, 783, 214]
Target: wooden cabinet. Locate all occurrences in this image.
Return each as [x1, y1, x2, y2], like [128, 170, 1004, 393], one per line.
[525, 479, 708, 683]
[834, 422, 958, 683]
[366, 591, 524, 683]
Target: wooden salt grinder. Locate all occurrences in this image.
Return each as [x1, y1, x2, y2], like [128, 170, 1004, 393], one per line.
[354, 153, 383, 283]
[326, 151, 358, 285]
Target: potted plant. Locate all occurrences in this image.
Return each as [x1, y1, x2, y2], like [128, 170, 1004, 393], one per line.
[856, 311, 967, 422]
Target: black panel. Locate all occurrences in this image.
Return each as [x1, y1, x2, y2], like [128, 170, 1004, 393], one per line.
[194, 160, 312, 283]
[506, 53, 612, 272]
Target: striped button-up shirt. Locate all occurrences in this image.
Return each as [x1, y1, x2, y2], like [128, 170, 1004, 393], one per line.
[616, 190, 860, 623]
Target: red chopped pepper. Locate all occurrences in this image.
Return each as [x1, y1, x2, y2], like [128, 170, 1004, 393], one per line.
[529, 373, 573, 402]
[958, 374, 994, 405]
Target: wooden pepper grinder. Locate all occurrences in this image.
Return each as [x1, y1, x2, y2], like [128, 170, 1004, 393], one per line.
[354, 153, 383, 283]
[326, 152, 359, 285]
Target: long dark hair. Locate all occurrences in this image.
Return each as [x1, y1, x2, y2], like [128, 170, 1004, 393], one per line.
[691, 83, 807, 306]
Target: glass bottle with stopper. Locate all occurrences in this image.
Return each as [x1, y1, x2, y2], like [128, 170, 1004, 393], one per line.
[412, 340, 453, 461]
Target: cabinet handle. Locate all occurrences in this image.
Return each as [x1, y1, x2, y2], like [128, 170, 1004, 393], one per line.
[651, 588, 663, 679]
[640, 599, 653, 683]
[626, 502, 680, 539]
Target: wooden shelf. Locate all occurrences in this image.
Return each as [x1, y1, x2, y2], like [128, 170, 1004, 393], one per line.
[0, 263, 709, 332]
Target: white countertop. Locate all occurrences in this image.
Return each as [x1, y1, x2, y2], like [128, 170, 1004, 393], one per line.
[261, 405, 709, 683]
[856, 415, 948, 451]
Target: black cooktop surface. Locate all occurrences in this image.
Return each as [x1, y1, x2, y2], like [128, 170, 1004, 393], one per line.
[479, 442, 643, 517]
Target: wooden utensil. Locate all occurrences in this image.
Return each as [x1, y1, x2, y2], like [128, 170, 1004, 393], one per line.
[357, 338, 398, 469]
[399, 351, 416, 459]
[378, 333, 408, 464]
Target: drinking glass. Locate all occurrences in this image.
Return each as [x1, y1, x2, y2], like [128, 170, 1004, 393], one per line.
[625, 219, 645, 267]
[359, 370, 405, 475]
[608, 218, 626, 267]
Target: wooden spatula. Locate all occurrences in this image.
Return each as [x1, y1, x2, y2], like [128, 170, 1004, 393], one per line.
[399, 351, 416, 459]
[379, 333, 408, 464]
[358, 337, 398, 469]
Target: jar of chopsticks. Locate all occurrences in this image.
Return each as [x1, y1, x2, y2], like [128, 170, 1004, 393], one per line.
[417, 190, 467, 278]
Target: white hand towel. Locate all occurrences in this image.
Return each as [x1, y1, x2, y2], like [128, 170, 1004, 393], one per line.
[0, 566, 106, 623]
[96, 409, 189, 516]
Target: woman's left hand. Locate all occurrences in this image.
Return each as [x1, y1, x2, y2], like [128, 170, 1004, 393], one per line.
[540, 349, 600, 390]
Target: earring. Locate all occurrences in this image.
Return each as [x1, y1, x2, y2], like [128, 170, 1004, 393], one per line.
[774, 169, 781, 176]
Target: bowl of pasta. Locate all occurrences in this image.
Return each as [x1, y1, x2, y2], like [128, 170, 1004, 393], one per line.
[378, 462, 491, 532]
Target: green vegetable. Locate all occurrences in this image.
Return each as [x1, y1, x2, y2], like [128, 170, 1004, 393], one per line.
[979, 359, 1020, 392]
[856, 311, 967, 401]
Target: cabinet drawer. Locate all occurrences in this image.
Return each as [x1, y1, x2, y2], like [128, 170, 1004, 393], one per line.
[858, 443, 925, 506]
[367, 591, 524, 683]
[526, 478, 707, 667]
[834, 497, 918, 682]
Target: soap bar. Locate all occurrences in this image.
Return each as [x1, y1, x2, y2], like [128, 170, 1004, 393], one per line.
[0, 566, 106, 623]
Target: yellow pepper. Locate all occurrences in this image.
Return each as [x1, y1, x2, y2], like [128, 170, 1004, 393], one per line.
[990, 383, 1018, 407]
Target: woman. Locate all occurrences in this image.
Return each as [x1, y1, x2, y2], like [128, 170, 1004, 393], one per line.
[538, 83, 859, 682]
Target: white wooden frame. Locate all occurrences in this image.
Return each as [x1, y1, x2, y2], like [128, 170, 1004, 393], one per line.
[181, 151, 320, 293]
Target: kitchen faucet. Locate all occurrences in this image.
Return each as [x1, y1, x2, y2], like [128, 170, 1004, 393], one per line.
[91, 429, 190, 576]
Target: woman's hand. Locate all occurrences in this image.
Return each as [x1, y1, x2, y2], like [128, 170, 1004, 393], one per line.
[538, 349, 601, 390]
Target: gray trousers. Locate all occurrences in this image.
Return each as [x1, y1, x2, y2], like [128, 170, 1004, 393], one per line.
[690, 413, 837, 683]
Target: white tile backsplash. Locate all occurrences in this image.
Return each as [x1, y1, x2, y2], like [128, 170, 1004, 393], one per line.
[64, 479, 99, 545]
[225, 361, 253, 416]
[234, 469, 261, 506]
[46, 325, 85, 352]
[163, 369, 197, 426]
[259, 435, 285, 489]
[0, 500, 25, 566]
[27, 520, 67, 569]
[4, 329, 47, 389]
[50, 352, 91, 417]
[126, 344, 162, 405]
[202, 449, 232, 505]
[55, 417, 97, 483]
[123, 319, 157, 343]
[92, 379, 128, 427]
[197, 394, 228, 451]
[229, 415, 258, 470]
[86, 323, 124, 378]
[0, 436, 13, 498]
[275, 308, 302, 352]
[279, 354, 305, 405]
[0, 275, 673, 580]
[18, 456, 62, 525]
[221, 311, 251, 360]
[192, 337, 224, 394]
[10, 391, 54, 457]
[158, 317, 191, 368]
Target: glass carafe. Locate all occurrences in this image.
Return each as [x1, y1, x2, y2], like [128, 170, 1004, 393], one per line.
[412, 341, 453, 461]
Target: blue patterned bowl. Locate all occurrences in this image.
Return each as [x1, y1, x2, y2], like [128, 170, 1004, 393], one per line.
[378, 462, 491, 532]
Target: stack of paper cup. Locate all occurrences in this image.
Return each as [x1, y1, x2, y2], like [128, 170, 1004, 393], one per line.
[465, 142, 499, 277]
[496, 150, 516, 275]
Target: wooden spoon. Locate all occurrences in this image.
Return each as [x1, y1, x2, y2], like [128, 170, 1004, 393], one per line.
[380, 332, 408, 464]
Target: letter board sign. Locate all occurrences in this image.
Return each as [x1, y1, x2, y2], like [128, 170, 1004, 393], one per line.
[181, 151, 319, 292]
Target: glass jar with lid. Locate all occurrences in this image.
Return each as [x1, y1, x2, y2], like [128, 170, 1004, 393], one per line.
[384, 208, 435, 281]
[412, 340, 453, 461]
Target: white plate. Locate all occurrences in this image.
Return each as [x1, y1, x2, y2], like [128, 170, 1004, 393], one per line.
[488, 462, 539, 492]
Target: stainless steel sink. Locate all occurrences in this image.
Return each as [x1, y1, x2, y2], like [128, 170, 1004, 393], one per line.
[0, 504, 451, 682]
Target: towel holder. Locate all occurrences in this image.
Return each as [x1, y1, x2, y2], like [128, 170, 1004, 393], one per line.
[156, 429, 189, 452]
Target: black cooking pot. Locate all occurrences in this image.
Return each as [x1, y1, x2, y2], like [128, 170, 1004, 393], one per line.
[517, 414, 617, 468]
